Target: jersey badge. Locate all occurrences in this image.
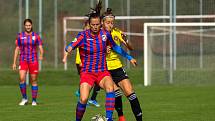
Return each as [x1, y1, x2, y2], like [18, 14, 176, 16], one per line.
[102, 35, 107, 41]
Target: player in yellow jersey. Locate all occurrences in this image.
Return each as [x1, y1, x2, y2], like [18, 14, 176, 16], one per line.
[102, 8, 143, 121]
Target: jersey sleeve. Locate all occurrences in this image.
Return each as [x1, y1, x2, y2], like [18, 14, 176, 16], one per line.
[65, 32, 84, 52]
[15, 33, 21, 47]
[75, 48, 81, 64]
[107, 31, 117, 47]
[107, 31, 133, 61]
[36, 33, 43, 46]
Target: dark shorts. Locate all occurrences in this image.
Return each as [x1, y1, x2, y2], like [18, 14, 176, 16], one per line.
[109, 67, 129, 85]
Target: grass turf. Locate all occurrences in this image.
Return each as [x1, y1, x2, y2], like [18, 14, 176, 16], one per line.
[0, 85, 215, 121]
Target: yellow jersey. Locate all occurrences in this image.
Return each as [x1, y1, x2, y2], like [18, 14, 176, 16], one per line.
[106, 28, 126, 70]
[75, 48, 81, 64]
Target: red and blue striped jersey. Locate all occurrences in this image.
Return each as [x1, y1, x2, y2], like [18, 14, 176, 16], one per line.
[15, 32, 42, 63]
[67, 29, 117, 73]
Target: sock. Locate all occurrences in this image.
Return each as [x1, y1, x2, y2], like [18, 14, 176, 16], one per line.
[127, 93, 142, 121]
[19, 82, 27, 99]
[115, 89, 124, 116]
[76, 101, 87, 121]
[31, 85, 38, 102]
[105, 92, 115, 120]
[90, 84, 100, 100]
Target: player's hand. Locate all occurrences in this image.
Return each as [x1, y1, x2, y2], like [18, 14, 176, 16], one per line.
[106, 46, 111, 53]
[130, 59, 137, 67]
[12, 63, 17, 70]
[62, 52, 68, 63]
[62, 57, 66, 63]
[66, 46, 73, 53]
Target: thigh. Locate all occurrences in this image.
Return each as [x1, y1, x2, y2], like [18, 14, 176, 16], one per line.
[79, 83, 92, 103]
[99, 76, 114, 92]
[118, 79, 134, 96]
[19, 70, 27, 82]
[97, 71, 111, 84]
[29, 62, 39, 74]
[80, 72, 96, 86]
[19, 62, 28, 71]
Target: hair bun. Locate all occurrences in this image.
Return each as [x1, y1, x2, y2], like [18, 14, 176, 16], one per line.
[107, 8, 112, 13]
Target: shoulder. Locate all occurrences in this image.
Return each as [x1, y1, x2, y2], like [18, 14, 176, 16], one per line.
[33, 32, 40, 36]
[101, 28, 109, 33]
[112, 28, 123, 35]
[113, 27, 122, 33]
[100, 28, 111, 36]
[17, 32, 24, 36]
[16, 32, 23, 39]
[77, 30, 87, 37]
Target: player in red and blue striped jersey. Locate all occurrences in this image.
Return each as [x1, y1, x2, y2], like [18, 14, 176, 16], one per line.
[65, 11, 136, 121]
[12, 19, 44, 106]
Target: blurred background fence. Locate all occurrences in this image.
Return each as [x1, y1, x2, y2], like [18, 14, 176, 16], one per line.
[0, 0, 214, 75]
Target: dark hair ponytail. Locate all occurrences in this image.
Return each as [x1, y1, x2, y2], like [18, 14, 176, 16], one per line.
[87, 0, 102, 23]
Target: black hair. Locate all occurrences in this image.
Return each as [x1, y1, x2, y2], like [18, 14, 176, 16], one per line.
[87, 0, 102, 23]
[102, 8, 115, 19]
[24, 19, 32, 25]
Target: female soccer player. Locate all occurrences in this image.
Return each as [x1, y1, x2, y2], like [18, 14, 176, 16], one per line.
[102, 8, 143, 121]
[12, 19, 43, 106]
[63, 20, 101, 107]
[65, 5, 136, 121]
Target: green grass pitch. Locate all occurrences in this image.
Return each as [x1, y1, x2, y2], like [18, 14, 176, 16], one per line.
[0, 70, 215, 121]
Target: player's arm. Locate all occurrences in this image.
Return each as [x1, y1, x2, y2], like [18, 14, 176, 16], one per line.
[37, 34, 44, 60]
[12, 46, 19, 70]
[113, 28, 133, 50]
[121, 33, 134, 50]
[38, 45, 44, 60]
[63, 32, 84, 62]
[107, 32, 137, 67]
[112, 45, 137, 67]
[62, 51, 68, 63]
[13, 37, 20, 71]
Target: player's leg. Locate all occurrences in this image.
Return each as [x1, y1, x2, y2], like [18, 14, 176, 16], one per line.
[88, 84, 101, 107]
[113, 84, 125, 121]
[30, 74, 38, 105]
[98, 71, 115, 121]
[18, 62, 28, 105]
[109, 68, 126, 121]
[76, 83, 92, 121]
[76, 72, 94, 121]
[29, 62, 39, 106]
[75, 64, 81, 98]
[118, 79, 142, 121]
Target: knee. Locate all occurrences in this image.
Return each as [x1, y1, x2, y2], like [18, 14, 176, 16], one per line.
[124, 90, 134, 97]
[31, 79, 37, 85]
[122, 84, 134, 96]
[19, 77, 25, 83]
[120, 81, 134, 96]
[104, 85, 114, 92]
[79, 96, 88, 104]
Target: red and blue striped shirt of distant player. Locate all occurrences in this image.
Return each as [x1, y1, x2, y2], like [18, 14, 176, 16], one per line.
[66, 29, 121, 73]
[15, 32, 42, 63]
